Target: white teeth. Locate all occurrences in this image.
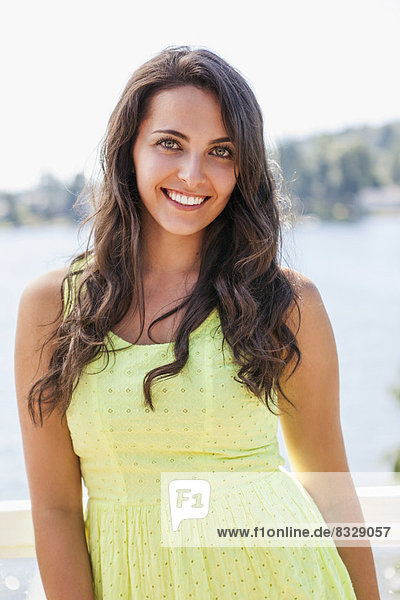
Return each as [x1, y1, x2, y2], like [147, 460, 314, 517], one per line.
[165, 189, 206, 206]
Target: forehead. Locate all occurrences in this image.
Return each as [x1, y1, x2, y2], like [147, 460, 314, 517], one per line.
[141, 85, 227, 134]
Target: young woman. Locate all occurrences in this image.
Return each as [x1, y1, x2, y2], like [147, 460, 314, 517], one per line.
[15, 46, 379, 599]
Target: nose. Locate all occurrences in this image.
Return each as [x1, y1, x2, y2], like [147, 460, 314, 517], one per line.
[177, 152, 207, 189]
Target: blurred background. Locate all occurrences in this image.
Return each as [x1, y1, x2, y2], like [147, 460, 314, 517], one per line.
[1, 0, 399, 597]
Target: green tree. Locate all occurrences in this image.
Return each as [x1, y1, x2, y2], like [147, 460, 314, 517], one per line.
[1, 192, 21, 226]
[338, 144, 378, 198]
[38, 172, 66, 219]
[391, 152, 400, 184]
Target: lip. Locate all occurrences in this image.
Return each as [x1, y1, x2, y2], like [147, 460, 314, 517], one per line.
[161, 188, 210, 211]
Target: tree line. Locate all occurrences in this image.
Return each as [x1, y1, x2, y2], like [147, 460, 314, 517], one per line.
[1, 121, 399, 226]
[273, 120, 400, 220]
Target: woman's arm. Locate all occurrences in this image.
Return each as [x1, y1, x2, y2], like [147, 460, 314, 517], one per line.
[14, 268, 95, 600]
[277, 270, 380, 600]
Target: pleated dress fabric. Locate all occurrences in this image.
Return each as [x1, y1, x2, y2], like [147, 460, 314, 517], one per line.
[64, 260, 356, 599]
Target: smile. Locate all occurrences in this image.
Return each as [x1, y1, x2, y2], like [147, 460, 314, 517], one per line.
[162, 188, 210, 206]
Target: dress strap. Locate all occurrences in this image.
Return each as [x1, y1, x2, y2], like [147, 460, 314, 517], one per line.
[62, 256, 90, 320]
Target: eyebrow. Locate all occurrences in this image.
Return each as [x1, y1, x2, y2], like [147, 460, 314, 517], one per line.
[151, 129, 232, 145]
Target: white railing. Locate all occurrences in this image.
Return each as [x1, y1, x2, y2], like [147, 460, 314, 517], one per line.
[1, 486, 399, 558]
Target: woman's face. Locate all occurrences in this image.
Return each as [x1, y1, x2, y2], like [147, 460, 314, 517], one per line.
[132, 85, 238, 237]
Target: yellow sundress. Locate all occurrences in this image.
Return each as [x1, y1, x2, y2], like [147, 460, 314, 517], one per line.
[63, 258, 356, 599]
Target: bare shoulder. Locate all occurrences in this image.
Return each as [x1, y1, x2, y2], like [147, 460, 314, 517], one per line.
[21, 265, 69, 305]
[16, 266, 72, 370]
[280, 266, 320, 297]
[279, 266, 324, 329]
[19, 266, 70, 328]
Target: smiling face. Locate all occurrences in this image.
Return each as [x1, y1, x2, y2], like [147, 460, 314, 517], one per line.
[132, 85, 238, 238]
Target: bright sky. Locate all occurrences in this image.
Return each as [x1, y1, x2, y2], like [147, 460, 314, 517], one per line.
[1, 0, 399, 192]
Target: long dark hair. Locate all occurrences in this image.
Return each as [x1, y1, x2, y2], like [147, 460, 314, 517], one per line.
[28, 45, 301, 426]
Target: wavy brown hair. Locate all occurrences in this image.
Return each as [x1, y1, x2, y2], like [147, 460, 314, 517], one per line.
[27, 45, 301, 427]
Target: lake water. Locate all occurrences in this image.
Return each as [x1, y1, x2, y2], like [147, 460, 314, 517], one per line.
[1, 214, 400, 501]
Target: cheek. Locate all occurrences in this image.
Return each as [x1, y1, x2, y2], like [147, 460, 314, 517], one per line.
[211, 164, 237, 196]
[136, 153, 173, 184]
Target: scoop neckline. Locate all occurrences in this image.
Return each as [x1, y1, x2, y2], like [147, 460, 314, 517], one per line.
[107, 307, 218, 349]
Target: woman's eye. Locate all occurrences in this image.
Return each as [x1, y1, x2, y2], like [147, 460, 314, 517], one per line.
[212, 146, 233, 159]
[157, 138, 179, 150]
